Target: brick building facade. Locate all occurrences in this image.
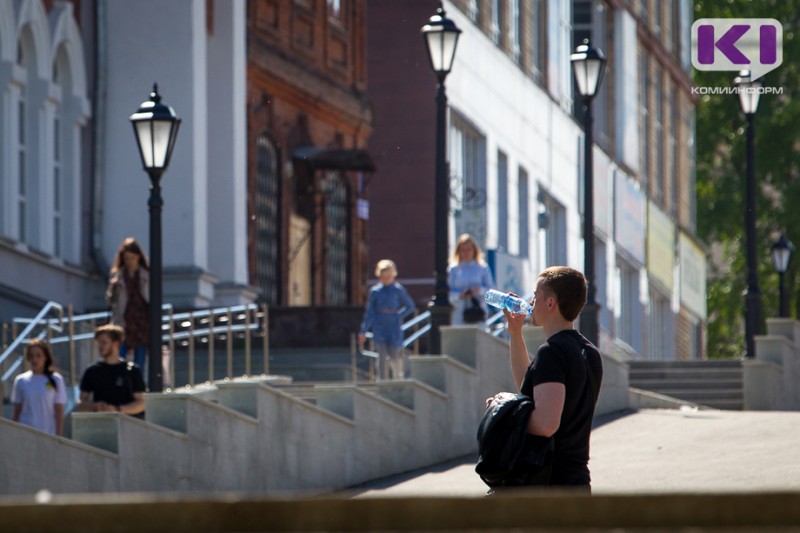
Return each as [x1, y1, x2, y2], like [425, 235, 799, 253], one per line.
[246, 0, 373, 308]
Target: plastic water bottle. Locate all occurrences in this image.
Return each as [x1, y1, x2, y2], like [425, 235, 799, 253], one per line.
[484, 289, 532, 315]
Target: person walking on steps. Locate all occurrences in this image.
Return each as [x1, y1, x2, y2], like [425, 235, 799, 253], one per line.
[358, 259, 416, 380]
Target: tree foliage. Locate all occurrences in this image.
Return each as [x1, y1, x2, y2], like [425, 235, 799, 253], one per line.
[694, 1, 800, 358]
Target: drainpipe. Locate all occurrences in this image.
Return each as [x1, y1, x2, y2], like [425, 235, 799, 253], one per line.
[88, 0, 109, 274]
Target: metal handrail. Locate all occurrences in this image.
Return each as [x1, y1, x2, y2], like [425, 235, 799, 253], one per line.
[0, 301, 64, 368]
[401, 310, 431, 331]
[1, 302, 268, 392]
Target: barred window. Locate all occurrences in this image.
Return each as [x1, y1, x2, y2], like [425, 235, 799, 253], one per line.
[254, 135, 281, 304]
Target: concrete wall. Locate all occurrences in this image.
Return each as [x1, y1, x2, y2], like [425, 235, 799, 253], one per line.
[746, 318, 800, 411]
[0, 326, 629, 495]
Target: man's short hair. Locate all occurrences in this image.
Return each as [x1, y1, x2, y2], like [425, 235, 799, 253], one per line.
[538, 266, 588, 322]
[95, 324, 125, 345]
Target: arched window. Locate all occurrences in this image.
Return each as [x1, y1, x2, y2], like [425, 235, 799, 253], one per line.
[254, 135, 280, 304]
[51, 45, 67, 258]
[48, 7, 90, 262]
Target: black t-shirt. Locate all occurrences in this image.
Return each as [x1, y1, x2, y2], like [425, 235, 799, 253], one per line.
[80, 361, 146, 416]
[521, 329, 603, 486]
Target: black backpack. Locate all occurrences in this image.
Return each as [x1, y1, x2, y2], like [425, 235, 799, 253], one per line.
[475, 394, 553, 487]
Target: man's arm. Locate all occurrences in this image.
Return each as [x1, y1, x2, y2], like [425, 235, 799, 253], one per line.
[505, 310, 530, 390]
[76, 390, 97, 412]
[527, 382, 565, 437]
[54, 404, 64, 436]
[118, 392, 145, 415]
[11, 404, 21, 422]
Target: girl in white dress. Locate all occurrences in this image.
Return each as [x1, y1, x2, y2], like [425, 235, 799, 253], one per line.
[11, 339, 67, 436]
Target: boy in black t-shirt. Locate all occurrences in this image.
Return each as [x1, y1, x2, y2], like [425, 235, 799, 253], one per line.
[487, 266, 603, 489]
[77, 324, 146, 417]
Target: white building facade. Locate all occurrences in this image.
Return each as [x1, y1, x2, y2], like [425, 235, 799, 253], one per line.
[440, 0, 705, 359]
[0, 0, 253, 321]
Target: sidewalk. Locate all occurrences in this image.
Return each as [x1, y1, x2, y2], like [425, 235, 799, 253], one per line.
[352, 408, 800, 496]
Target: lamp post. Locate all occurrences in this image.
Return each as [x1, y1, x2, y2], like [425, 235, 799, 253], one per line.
[771, 234, 794, 318]
[571, 39, 606, 347]
[735, 70, 761, 358]
[421, 4, 461, 354]
[129, 84, 181, 391]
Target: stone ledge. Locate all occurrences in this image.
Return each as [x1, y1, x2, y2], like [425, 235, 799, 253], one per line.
[3, 491, 800, 532]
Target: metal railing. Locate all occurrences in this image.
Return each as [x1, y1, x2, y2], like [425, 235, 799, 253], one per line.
[0, 302, 65, 389]
[0, 301, 270, 399]
[351, 306, 510, 382]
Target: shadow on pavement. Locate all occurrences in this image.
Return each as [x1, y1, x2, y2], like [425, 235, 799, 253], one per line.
[345, 454, 477, 496]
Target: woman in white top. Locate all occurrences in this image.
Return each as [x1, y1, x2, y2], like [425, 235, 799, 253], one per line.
[447, 233, 495, 325]
[11, 339, 67, 436]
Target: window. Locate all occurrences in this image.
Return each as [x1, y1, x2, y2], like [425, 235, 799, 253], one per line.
[669, 90, 678, 217]
[654, 69, 664, 205]
[468, 0, 480, 22]
[449, 113, 488, 245]
[639, 53, 650, 186]
[654, 0, 662, 36]
[547, 0, 573, 106]
[254, 135, 281, 304]
[518, 167, 529, 257]
[615, 262, 641, 351]
[530, 0, 545, 82]
[324, 172, 349, 305]
[647, 289, 674, 359]
[639, 0, 649, 23]
[596, 239, 611, 334]
[491, 0, 504, 45]
[497, 150, 508, 251]
[327, 0, 341, 19]
[686, 110, 697, 230]
[687, 315, 702, 359]
[53, 113, 61, 257]
[18, 97, 27, 243]
[537, 190, 567, 271]
[668, 0, 679, 52]
[510, 0, 521, 62]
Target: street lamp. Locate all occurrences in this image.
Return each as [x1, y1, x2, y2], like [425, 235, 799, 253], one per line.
[734, 70, 761, 358]
[421, 4, 461, 354]
[771, 234, 794, 318]
[571, 38, 606, 347]
[130, 84, 181, 391]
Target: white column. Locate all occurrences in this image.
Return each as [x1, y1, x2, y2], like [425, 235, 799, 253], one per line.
[206, 0, 253, 305]
[104, 0, 214, 307]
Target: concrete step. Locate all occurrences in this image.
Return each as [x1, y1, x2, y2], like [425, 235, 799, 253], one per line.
[628, 360, 742, 370]
[629, 379, 743, 390]
[168, 346, 371, 386]
[628, 359, 744, 411]
[700, 398, 744, 410]
[629, 368, 743, 380]
[268, 382, 379, 405]
[650, 389, 743, 401]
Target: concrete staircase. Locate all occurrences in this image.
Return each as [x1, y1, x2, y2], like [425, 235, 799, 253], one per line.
[628, 359, 744, 410]
[0, 326, 630, 495]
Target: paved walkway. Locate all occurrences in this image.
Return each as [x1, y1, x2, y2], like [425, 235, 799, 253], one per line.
[352, 408, 800, 496]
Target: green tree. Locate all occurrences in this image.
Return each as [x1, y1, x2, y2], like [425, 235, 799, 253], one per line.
[694, 1, 800, 358]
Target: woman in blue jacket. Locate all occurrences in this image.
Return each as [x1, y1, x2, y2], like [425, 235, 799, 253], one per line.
[448, 234, 494, 325]
[359, 260, 416, 380]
